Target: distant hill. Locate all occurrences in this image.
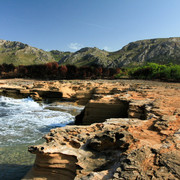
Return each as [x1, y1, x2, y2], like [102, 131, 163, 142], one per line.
[108, 37, 180, 67]
[1, 37, 180, 67]
[58, 37, 180, 67]
[56, 47, 112, 67]
[0, 40, 55, 65]
[50, 50, 72, 63]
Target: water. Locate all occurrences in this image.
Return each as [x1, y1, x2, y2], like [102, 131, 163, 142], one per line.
[0, 96, 83, 179]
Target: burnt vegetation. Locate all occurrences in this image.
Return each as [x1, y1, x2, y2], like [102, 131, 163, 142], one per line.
[0, 62, 179, 81]
[0, 62, 121, 80]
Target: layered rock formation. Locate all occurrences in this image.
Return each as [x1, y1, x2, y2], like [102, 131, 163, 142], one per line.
[0, 79, 133, 103]
[17, 79, 180, 179]
[24, 116, 180, 179]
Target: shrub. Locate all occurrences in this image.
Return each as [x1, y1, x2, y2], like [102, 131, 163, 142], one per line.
[129, 63, 180, 81]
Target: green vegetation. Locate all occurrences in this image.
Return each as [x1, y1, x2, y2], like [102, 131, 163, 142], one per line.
[118, 63, 180, 81]
[59, 47, 112, 67]
[0, 62, 179, 82]
[0, 40, 55, 66]
[50, 50, 72, 62]
[1, 38, 180, 69]
[54, 37, 180, 68]
[0, 52, 52, 66]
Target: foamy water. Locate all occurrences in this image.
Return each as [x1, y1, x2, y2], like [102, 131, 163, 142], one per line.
[0, 96, 83, 146]
[0, 96, 83, 179]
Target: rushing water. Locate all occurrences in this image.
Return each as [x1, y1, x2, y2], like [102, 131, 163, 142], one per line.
[0, 96, 83, 180]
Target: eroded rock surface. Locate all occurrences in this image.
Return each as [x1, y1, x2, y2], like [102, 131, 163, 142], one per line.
[1, 79, 180, 179]
[24, 115, 180, 180]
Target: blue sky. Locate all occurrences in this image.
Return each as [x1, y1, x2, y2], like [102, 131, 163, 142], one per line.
[0, 0, 180, 52]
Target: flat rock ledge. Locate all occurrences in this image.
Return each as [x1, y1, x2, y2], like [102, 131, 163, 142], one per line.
[1, 79, 179, 179]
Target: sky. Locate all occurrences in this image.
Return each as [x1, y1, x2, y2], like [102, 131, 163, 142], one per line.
[0, 0, 180, 52]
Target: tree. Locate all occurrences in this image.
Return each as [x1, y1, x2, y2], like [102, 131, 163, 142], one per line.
[66, 65, 78, 79]
[59, 65, 68, 79]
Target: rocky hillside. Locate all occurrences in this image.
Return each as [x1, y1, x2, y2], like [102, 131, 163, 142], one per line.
[50, 50, 72, 63]
[109, 37, 180, 67]
[57, 47, 112, 67]
[59, 37, 180, 67]
[0, 40, 55, 65]
[1, 37, 180, 67]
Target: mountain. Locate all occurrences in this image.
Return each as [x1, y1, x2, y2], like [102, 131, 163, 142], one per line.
[1, 37, 180, 67]
[108, 37, 180, 67]
[57, 47, 112, 67]
[0, 40, 55, 65]
[58, 37, 180, 67]
[50, 50, 72, 63]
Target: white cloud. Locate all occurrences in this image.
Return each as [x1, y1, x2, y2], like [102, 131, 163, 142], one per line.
[68, 43, 83, 50]
[103, 46, 111, 51]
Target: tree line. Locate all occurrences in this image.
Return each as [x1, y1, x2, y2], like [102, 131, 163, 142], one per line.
[0, 62, 121, 80]
[128, 63, 180, 81]
[0, 62, 179, 81]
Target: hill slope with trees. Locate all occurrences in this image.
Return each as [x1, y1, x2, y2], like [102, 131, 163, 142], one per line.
[0, 40, 55, 65]
[1, 37, 180, 67]
[109, 37, 180, 67]
[58, 37, 180, 67]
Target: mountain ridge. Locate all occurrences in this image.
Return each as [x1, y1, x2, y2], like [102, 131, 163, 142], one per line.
[0, 39, 55, 65]
[1, 37, 180, 67]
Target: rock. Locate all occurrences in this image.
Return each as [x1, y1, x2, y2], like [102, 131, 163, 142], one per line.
[0, 79, 180, 179]
[24, 153, 79, 180]
[112, 146, 179, 180]
[87, 130, 132, 151]
[75, 98, 129, 125]
[128, 100, 152, 120]
[30, 92, 42, 101]
[24, 117, 180, 179]
[153, 115, 178, 135]
[156, 151, 180, 179]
